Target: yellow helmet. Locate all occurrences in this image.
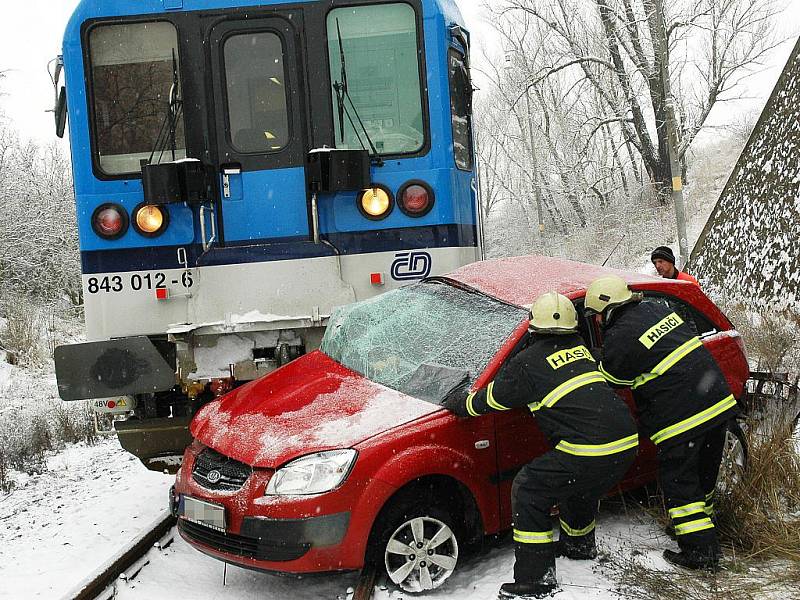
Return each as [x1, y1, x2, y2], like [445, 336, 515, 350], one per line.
[584, 275, 635, 315]
[529, 292, 578, 334]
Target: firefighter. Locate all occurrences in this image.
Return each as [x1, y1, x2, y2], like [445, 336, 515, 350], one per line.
[442, 292, 638, 599]
[584, 275, 736, 571]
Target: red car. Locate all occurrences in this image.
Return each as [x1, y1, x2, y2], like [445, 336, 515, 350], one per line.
[171, 256, 748, 592]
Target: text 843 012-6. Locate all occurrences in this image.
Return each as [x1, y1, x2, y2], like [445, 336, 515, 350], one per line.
[86, 272, 193, 294]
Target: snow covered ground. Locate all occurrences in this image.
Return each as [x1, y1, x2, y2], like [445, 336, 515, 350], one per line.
[0, 439, 173, 600]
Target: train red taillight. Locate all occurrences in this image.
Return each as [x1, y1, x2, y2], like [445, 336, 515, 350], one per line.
[398, 181, 434, 217]
[91, 203, 128, 240]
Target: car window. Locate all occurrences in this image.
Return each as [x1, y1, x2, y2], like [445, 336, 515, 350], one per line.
[643, 294, 718, 338]
[321, 281, 528, 398]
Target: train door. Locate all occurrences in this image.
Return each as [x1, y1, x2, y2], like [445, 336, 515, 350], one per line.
[206, 13, 310, 247]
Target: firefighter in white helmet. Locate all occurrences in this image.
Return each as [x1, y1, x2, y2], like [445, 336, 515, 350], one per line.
[443, 291, 638, 599]
[585, 275, 736, 571]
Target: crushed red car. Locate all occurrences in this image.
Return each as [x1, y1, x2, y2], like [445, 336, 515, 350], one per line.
[171, 256, 749, 592]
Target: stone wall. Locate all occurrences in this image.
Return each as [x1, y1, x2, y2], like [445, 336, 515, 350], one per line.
[691, 37, 800, 311]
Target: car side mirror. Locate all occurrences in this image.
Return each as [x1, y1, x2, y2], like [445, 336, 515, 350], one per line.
[54, 86, 67, 138]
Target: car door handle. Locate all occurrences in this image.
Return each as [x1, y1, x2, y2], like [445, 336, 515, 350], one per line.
[475, 440, 490, 450]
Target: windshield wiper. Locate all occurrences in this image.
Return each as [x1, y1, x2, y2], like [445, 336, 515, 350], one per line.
[333, 19, 384, 167]
[146, 48, 183, 167]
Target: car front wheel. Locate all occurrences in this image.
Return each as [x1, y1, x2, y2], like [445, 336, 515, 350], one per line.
[373, 498, 460, 593]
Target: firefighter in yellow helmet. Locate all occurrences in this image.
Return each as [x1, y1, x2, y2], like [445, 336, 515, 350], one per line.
[585, 275, 736, 571]
[442, 292, 638, 599]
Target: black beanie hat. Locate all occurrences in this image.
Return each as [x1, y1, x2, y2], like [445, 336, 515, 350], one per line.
[651, 246, 676, 264]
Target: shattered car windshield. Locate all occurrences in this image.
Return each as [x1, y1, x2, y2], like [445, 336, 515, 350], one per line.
[320, 280, 528, 399]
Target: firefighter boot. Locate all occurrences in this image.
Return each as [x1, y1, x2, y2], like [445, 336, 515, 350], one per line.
[663, 542, 721, 572]
[555, 530, 597, 560]
[498, 545, 559, 599]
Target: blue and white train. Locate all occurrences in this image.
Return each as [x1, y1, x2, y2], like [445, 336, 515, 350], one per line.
[53, 0, 482, 469]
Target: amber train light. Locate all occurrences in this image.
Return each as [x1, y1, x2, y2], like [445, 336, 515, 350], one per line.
[357, 185, 393, 220]
[132, 203, 169, 237]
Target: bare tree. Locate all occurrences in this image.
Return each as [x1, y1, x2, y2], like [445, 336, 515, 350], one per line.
[0, 110, 80, 306]
[494, 0, 781, 199]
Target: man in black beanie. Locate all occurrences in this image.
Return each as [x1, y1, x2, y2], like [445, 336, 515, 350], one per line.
[651, 246, 699, 286]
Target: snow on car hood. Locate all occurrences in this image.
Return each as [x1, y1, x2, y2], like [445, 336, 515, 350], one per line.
[190, 351, 439, 468]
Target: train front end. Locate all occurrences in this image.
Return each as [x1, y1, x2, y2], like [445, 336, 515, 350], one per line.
[53, 0, 481, 469]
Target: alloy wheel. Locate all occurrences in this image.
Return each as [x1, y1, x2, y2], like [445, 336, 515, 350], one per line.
[384, 516, 458, 593]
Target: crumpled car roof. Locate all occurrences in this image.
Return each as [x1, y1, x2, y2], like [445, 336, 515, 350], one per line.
[441, 255, 662, 307]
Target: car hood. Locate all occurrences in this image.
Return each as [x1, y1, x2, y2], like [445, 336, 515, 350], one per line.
[190, 351, 440, 468]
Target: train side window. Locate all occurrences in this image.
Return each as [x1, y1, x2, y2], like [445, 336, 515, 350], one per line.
[327, 4, 424, 156]
[448, 49, 473, 170]
[222, 32, 290, 154]
[643, 294, 718, 338]
[88, 22, 187, 175]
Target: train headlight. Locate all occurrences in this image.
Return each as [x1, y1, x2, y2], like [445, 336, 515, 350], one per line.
[357, 185, 393, 220]
[91, 203, 128, 240]
[133, 203, 169, 237]
[398, 181, 434, 217]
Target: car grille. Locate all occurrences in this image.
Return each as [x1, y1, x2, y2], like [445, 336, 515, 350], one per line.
[178, 519, 310, 562]
[179, 519, 259, 557]
[192, 447, 252, 491]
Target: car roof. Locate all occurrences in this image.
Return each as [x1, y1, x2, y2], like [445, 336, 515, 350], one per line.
[440, 255, 663, 307]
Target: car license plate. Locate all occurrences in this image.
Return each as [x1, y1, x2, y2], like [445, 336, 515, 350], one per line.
[180, 495, 226, 532]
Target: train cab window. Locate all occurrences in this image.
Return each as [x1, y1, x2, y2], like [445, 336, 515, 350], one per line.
[327, 4, 424, 155]
[223, 32, 290, 154]
[448, 49, 473, 170]
[88, 22, 186, 175]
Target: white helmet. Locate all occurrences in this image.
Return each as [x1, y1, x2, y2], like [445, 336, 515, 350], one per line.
[529, 292, 578, 334]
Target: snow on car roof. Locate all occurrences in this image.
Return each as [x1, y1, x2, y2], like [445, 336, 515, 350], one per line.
[441, 255, 662, 307]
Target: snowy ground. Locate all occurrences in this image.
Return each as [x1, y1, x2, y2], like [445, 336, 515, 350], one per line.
[0, 439, 173, 600]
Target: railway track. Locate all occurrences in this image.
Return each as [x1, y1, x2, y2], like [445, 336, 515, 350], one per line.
[62, 512, 176, 600]
[60, 512, 376, 600]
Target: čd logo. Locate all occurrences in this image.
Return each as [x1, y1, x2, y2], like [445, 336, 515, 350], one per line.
[391, 251, 432, 281]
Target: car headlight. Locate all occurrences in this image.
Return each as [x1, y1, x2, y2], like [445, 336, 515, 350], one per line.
[265, 449, 357, 496]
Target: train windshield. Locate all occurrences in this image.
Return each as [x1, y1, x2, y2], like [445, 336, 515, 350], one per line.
[88, 22, 186, 175]
[327, 3, 424, 155]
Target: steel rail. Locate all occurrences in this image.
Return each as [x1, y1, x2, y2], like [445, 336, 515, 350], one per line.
[353, 565, 377, 600]
[62, 511, 176, 600]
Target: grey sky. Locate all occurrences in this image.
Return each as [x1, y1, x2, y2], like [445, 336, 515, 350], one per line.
[0, 1, 796, 144]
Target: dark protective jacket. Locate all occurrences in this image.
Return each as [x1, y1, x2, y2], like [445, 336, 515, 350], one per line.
[461, 333, 638, 457]
[599, 301, 736, 449]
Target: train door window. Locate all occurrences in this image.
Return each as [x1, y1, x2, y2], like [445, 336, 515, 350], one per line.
[88, 22, 186, 176]
[223, 32, 290, 154]
[448, 49, 473, 170]
[643, 293, 718, 338]
[327, 4, 424, 155]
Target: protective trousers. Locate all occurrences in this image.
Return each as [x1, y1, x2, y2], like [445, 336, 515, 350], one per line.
[658, 422, 728, 548]
[510, 448, 636, 582]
